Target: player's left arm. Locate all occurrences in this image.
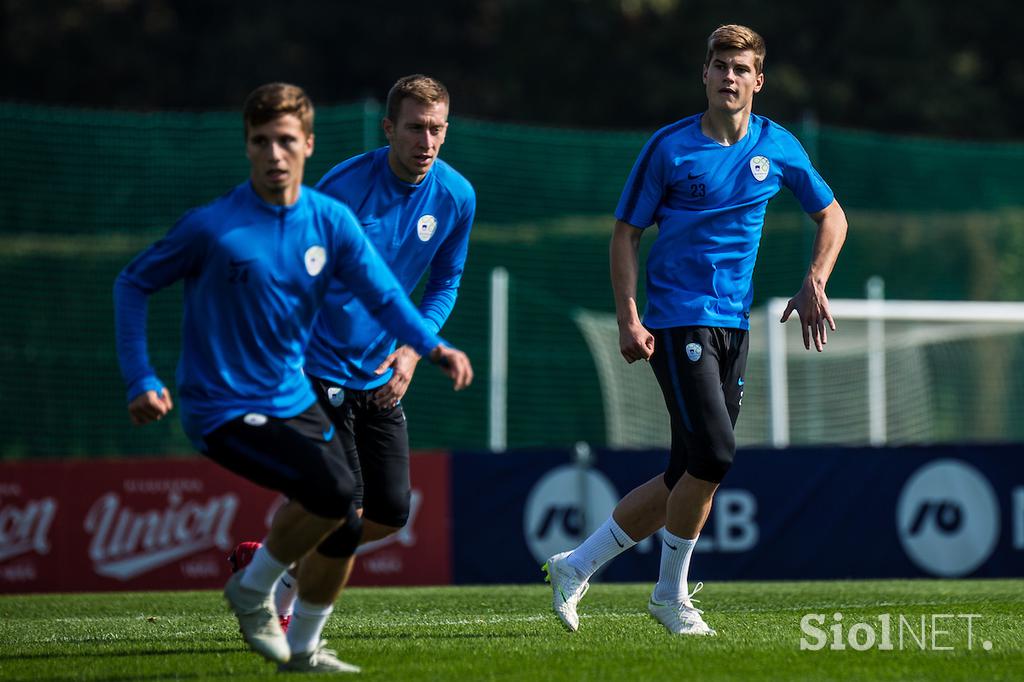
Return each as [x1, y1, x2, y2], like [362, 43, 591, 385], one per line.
[780, 199, 848, 352]
[374, 193, 475, 407]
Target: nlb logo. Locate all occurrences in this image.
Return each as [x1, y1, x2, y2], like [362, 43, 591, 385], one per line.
[896, 459, 999, 577]
[523, 465, 619, 565]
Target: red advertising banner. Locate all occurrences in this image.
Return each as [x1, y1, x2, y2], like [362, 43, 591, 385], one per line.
[0, 452, 451, 593]
[350, 450, 451, 587]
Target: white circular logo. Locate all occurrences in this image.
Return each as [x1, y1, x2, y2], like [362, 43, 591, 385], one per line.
[304, 245, 327, 276]
[685, 342, 703, 362]
[749, 155, 770, 182]
[416, 215, 438, 242]
[523, 465, 619, 565]
[243, 413, 268, 426]
[896, 459, 999, 577]
[327, 386, 345, 407]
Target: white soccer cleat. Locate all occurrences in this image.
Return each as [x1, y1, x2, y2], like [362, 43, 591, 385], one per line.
[542, 551, 590, 632]
[647, 582, 717, 636]
[223, 571, 291, 664]
[279, 640, 361, 674]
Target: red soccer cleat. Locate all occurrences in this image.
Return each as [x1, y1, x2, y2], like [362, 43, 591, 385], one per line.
[227, 541, 262, 574]
[227, 541, 291, 632]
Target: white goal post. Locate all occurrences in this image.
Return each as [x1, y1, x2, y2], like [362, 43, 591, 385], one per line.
[765, 297, 1024, 447]
[576, 297, 1024, 449]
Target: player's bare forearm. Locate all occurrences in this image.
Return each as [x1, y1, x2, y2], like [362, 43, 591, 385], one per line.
[781, 200, 848, 351]
[804, 199, 848, 288]
[610, 220, 655, 362]
[610, 220, 644, 325]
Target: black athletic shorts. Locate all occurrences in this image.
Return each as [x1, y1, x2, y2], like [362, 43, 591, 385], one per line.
[201, 402, 355, 519]
[309, 375, 411, 528]
[648, 325, 749, 484]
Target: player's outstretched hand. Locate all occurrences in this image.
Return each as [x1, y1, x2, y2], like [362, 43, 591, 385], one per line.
[781, 278, 836, 352]
[128, 387, 174, 425]
[372, 345, 421, 408]
[429, 346, 474, 391]
[618, 319, 655, 363]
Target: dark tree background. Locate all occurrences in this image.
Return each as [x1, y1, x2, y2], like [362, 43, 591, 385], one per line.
[2, 0, 1020, 138]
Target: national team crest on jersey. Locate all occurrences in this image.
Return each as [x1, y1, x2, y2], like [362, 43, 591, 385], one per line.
[417, 214, 438, 242]
[749, 156, 770, 182]
[304, 245, 327, 276]
[243, 413, 268, 426]
[685, 342, 703, 362]
[327, 386, 344, 407]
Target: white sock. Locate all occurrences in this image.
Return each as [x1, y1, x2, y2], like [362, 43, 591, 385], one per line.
[239, 544, 288, 595]
[652, 531, 698, 604]
[567, 516, 637, 580]
[274, 572, 298, 617]
[286, 599, 334, 654]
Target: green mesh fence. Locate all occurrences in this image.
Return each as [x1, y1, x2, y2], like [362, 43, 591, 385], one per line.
[1, 102, 1023, 457]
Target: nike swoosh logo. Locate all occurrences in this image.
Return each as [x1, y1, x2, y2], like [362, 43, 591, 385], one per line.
[738, 378, 745, 386]
[229, 258, 255, 267]
[687, 172, 706, 179]
[665, 541, 679, 551]
[609, 528, 625, 548]
[280, 577, 293, 589]
[322, 425, 335, 441]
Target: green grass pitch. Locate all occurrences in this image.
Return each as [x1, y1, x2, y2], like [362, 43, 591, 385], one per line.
[1, 580, 1021, 680]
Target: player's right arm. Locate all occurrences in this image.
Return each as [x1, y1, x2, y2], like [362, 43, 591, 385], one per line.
[372, 184, 477, 407]
[113, 212, 204, 423]
[611, 129, 669, 364]
[610, 220, 654, 363]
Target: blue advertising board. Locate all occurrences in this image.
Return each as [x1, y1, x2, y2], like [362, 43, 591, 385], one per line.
[450, 445, 1024, 584]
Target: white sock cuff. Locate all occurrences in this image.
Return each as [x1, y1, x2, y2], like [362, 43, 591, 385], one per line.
[608, 517, 638, 548]
[239, 544, 289, 593]
[261, 548, 289, 572]
[662, 530, 698, 547]
[295, 598, 334, 618]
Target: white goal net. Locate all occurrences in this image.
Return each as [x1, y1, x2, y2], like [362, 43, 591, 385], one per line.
[575, 299, 1024, 448]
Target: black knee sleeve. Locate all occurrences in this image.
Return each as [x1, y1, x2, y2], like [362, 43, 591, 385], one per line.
[364, 486, 411, 529]
[664, 452, 686, 489]
[689, 426, 736, 483]
[664, 432, 735, 488]
[316, 503, 364, 558]
[293, 466, 355, 520]
[687, 457, 732, 484]
[682, 434, 735, 484]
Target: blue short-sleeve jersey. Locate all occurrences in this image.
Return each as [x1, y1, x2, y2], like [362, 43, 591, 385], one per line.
[114, 181, 444, 446]
[306, 147, 476, 390]
[616, 113, 834, 330]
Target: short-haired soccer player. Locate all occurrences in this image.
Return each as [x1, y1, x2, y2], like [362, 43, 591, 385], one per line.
[229, 73, 476, 626]
[114, 82, 473, 671]
[544, 24, 848, 635]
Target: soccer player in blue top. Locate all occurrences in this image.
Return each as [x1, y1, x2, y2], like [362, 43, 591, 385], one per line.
[545, 25, 848, 635]
[234, 74, 476, 623]
[114, 82, 472, 671]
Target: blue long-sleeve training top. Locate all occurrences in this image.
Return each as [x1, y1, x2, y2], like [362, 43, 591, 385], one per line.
[306, 147, 475, 390]
[114, 180, 444, 447]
